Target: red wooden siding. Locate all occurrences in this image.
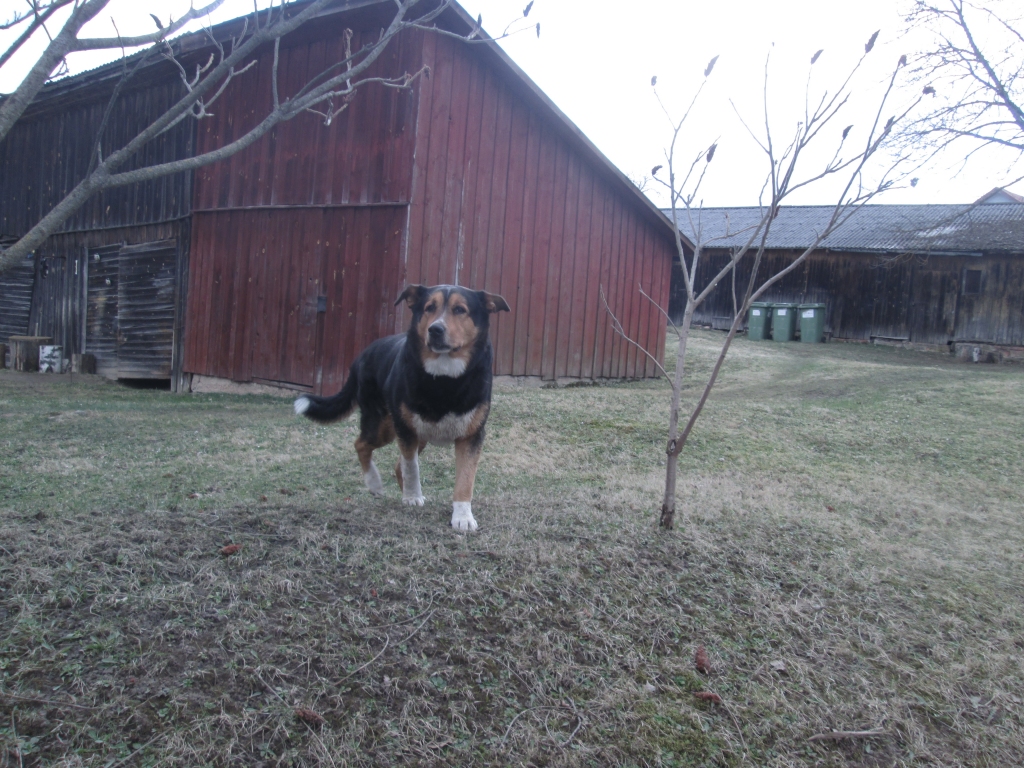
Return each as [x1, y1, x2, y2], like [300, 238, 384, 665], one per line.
[405, 32, 674, 378]
[183, 20, 674, 388]
[185, 207, 403, 391]
[185, 17, 416, 392]
[191, 26, 419, 210]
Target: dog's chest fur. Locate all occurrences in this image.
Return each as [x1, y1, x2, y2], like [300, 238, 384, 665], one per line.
[408, 406, 483, 445]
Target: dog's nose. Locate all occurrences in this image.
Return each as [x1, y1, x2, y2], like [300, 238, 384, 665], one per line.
[428, 322, 446, 341]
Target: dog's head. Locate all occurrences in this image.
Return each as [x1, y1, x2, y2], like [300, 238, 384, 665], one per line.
[396, 285, 510, 377]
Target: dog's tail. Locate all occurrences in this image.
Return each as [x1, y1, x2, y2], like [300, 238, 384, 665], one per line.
[293, 373, 358, 423]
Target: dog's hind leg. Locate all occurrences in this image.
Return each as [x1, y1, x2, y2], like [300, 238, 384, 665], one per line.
[396, 439, 427, 506]
[451, 436, 482, 531]
[356, 416, 395, 496]
[356, 437, 385, 495]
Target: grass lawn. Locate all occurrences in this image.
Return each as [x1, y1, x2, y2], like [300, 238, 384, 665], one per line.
[1, 330, 1022, 767]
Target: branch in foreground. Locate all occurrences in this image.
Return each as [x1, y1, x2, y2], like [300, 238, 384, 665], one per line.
[600, 285, 670, 381]
[0, 0, 450, 274]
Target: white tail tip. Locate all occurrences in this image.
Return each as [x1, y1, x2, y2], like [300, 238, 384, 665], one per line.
[294, 396, 310, 416]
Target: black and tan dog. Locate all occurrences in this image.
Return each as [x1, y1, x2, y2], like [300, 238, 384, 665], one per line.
[294, 285, 510, 531]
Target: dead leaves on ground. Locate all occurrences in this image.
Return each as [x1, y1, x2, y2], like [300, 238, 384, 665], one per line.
[220, 543, 242, 556]
[695, 645, 712, 674]
[295, 708, 325, 726]
[694, 691, 723, 704]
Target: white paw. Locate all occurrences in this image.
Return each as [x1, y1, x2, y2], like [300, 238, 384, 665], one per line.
[293, 396, 310, 415]
[451, 501, 478, 531]
[363, 464, 384, 495]
[403, 494, 426, 506]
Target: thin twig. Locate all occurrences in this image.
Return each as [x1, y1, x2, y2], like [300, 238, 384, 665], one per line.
[337, 635, 391, 683]
[722, 701, 748, 757]
[327, 607, 435, 686]
[808, 729, 887, 742]
[254, 669, 289, 706]
[600, 285, 670, 381]
[11, 712, 22, 768]
[0, 691, 95, 711]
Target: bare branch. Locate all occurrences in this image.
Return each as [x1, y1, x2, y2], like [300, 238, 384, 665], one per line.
[600, 286, 671, 381]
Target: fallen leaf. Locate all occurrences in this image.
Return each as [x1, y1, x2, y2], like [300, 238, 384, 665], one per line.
[260, 495, 268, 502]
[188, 493, 200, 499]
[694, 691, 722, 704]
[279, 488, 292, 495]
[695, 645, 711, 674]
[826, 505, 835, 511]
[643, 683, 657, 694]
[295, 708, 325, 726]
[220, 544, 242, 556]
[770, 660, 787, 673]
[370, 589, 378, 598]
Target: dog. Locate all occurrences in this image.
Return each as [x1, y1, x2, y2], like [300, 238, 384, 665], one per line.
[294, 284, 510, 531]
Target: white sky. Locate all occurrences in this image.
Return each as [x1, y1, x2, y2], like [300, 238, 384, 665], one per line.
[1, 0, 1021, 207]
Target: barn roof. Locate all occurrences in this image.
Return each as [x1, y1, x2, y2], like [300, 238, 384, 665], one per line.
[17, 0, 677, 244]
[663, 201, 1024, 256]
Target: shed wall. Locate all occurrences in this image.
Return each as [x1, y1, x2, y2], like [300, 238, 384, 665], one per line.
[678, 249, 1024, 346]
[0, 81, 193, 238]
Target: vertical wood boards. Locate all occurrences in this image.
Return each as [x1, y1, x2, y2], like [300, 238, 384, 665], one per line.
[191, 27, 418, 212]
[185, 207, 404, 393]
[683, 249, 1024, 346]
[0, 261, 35, 343]
[0, 80, 192, 238]
[86, 244, 122, 376]
[405, 33, 675, 379]
[116, 240, 177, 379]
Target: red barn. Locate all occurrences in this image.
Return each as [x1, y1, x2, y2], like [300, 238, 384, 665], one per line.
[1, 0, 678, 391]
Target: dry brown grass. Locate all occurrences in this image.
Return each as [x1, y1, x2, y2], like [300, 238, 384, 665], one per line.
[1, 331, 1022, 766]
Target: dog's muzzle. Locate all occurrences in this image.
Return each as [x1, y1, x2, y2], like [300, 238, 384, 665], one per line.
[428, 322, 450, 352]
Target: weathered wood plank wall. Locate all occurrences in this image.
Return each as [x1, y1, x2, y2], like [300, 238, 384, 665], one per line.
[680, 249, 1024, 345]
[0, 261, 35, 344]
[0, 80, 192, 237]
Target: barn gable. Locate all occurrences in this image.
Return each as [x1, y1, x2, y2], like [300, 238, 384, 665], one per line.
[181, 0, 677, 392]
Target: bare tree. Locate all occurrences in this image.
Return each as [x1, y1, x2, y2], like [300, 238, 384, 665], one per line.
[904, 0, 1024, 175]
[0, 0, 536, 274]
[606, 35, 920, 529]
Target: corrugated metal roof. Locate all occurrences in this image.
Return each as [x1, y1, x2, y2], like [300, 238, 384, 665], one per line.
[663, 202, 1024, 255]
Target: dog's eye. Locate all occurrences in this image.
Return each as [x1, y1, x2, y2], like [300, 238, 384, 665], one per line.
[452, 305, 466, 315]
[425, 303, 436, 313]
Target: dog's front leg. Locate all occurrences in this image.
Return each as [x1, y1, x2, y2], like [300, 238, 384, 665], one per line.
[452, 436, 482, 531]
[398, 440, 425, 506]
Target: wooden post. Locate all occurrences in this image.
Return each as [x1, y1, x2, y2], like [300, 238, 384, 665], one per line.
[9, 335, 52, 372]
[0, 343, 7, 369]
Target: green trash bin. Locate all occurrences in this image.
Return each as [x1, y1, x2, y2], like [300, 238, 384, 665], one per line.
[772, 303, 798, 342]
[798, 303, 827, 343]
[747, 302, 773, 340]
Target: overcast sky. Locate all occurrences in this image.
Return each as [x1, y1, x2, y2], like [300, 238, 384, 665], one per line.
[1, 0, 1020, 207]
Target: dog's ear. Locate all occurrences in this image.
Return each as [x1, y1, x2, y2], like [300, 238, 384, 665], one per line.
[479, 291, 510, 313]
[395, 284, 428, 308]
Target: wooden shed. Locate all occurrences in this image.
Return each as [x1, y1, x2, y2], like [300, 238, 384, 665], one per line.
[668, 198, 1024, 351]
[0, 69, 193, 382]
[1, 0, 678, 391]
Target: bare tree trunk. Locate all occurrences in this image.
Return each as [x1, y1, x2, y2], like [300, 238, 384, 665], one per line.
[660, 302, 694, 529]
